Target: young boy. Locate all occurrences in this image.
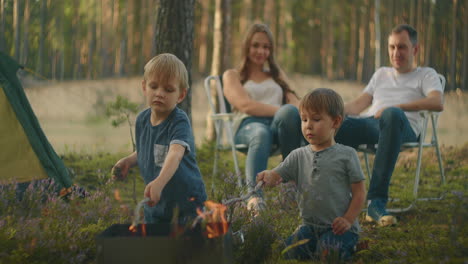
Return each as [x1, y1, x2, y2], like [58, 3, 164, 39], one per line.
[257, 88, 366, 261]
[112, 53, 207, 224]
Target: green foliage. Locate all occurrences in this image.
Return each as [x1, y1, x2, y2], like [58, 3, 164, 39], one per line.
[0, 144, 467, 263]
[105, 95, 139, 151]
[105, 95, 139, 128]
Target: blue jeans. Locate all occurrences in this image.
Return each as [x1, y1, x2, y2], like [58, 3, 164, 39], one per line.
[235, 104, 303, 192]
[283, 225, 359, 261]
[335, 107, 417, 201]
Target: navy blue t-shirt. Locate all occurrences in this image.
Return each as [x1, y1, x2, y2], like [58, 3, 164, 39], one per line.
[135, 107, 207, 223]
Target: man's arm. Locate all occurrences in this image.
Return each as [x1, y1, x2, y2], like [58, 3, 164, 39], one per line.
[344, 93, 373, 116]
[396, 90, 443, 112]
[374, 90, 443, 118]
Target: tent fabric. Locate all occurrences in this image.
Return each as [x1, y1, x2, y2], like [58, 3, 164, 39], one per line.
[0, 51, 72, 189]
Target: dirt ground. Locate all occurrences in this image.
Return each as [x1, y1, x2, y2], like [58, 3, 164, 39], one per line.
[23, 74, 467, 153]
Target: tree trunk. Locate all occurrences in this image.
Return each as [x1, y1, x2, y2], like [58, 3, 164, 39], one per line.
[463, 0, 468, 91]
[113, 0, 120, 75]
[0, 0, 5, 52]
[409, 0, 415, 26]
[449, 0, 457, 90]
[326, 14, 334, 80]
[222, 0, 231, 69]
[424, 0, 434, 66]
[374, 0, 381, 70]
[197, 0, 209, 74]
[72, 0, 80, 79]
[154, 0, 195, 121]
[20, 0, 29, 65]
[101, 0, 113, 77]
[336, 12, 345, 79]
[357, 3, 366, 82]
[263, 0, 275, 39]
[206, 0, 230, 140]
[127, 0, 135, 74]
[416, 0, 424, 65]
[348, 3, 358, 80]
[13, 0, 20, 61]
[36, 0, 46, 76]
[138, 0, 148, 69]
[87, 0, 96, 79]
[118, 0, 127, 76]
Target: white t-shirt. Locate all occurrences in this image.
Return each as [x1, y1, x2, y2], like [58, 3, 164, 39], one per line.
[362, 67, 443, 136]
[232, 78, 283, 132]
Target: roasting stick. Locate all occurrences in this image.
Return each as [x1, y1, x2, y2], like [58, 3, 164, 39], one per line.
[191, 181, 264, 229]
[129, 197, 150, 230]
[222, 181, 264, 206]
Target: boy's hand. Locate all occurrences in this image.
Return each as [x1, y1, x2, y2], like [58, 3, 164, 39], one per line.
[332, 217, 352, 235]
[112, 159, 130, 180]
[256, 170, 282, 187]
[144, 179, 164, 207]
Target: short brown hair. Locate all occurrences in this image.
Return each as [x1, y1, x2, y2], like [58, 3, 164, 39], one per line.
[299, 88, 344, 119]
[143, 53, 189, 91]
[391, 24, 418, 45]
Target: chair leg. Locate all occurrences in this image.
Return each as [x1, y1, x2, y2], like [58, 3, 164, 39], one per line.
[211, 144, 220, 194]
[230, 144, 243, 188]
[363, 153, 371, 180]
[432, 114, 446, 188]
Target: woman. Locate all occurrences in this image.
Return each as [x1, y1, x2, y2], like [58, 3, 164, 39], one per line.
[223, 23, 303, 211]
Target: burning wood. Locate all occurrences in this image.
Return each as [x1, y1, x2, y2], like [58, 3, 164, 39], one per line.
[195, 200, 229, 238]
[128, 197, 150, 235]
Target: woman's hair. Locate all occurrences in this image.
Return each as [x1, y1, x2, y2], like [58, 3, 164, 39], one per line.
[143, 53, 189, 91]
[299, 88, 344, 119]
[239, 23, 296, 103]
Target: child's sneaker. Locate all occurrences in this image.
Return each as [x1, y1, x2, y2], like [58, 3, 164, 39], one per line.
[365, 199, 397, 227]
[247, 196, 266, 213]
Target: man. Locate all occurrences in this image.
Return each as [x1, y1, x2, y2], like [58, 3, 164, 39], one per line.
[335, 24, 444, 226]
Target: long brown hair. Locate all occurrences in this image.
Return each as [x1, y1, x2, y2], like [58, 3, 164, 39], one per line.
[239, 23, 296, 103]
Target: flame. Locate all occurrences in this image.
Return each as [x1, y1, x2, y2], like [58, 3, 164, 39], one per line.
[128, 223, 147, 236]
[129, 224, 137, 233]
[196, 200, 229, 238]
[189, 197, 196, 202]
[114, 189, 121, 201]
[59, 187, 72, 197]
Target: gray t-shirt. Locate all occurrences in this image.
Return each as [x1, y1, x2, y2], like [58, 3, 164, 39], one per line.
[135, 107, 207, 222]
[274, 144, 365, 234]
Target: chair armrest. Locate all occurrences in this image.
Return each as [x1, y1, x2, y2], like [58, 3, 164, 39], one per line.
[211, 113, 236, 120]
[418, 110, 441, 117]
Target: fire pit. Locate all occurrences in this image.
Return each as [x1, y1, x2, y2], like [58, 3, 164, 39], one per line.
[96, 222, 233, 264]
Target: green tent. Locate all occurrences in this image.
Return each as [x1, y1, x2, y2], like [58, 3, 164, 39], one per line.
[0, 51, 72, 190]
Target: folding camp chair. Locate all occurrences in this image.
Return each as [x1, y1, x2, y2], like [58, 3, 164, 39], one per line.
[204, 75, 244, 189]
[358, 74, 446, 212]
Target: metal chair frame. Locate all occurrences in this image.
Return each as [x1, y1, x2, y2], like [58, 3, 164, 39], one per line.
[204, 75, 244, 189]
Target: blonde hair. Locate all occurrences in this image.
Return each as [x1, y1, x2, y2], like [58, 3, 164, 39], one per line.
[299, 88, 344, 120]
[143, 53, 189, 91]
[239, 23, 296, 103]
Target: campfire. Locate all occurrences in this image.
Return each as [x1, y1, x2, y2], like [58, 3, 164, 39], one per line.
[96, 183, 263, 263]
[96, 198, 234, 264]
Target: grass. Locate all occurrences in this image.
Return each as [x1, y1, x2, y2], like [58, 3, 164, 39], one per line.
[0, 143, 467, 263]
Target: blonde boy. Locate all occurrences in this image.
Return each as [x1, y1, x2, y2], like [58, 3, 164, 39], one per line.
[257, 88, 366, 260]
[113, 53, 206, 223]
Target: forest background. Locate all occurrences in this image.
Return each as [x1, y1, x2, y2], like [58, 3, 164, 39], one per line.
[1, 0, 467, 153]
[1, 0, 467, 90]
[0, 1, 467, 263]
